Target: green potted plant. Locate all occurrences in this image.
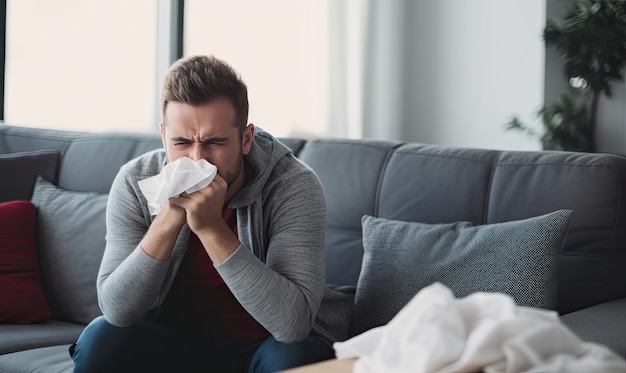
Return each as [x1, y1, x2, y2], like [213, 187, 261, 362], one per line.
[506, 0, 626, 152]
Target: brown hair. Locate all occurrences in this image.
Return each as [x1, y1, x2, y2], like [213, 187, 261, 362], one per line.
[160, 55, 249, 132]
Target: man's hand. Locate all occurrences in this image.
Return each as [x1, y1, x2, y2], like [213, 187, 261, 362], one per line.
[169, 173, 240, 264]
[170, 173, 229, 234]
[139, 199, 187, 261]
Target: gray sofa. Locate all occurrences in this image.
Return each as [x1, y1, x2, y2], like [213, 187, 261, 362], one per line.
[0, 123, 625, 372]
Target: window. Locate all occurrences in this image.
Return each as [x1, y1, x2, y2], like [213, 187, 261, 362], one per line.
[4, 0, 157, 132]
[183, 0, 329, 138]
[3, 0, 330, 138]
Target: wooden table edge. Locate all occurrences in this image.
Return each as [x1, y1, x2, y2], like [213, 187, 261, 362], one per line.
[279, 357, 357, 372]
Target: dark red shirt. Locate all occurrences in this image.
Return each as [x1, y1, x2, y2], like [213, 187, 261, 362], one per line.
[158, 209, 270, 340]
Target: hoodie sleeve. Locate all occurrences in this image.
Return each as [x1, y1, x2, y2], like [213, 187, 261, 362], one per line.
[215, 159, 327, 343]
[97, 155, 176, 326]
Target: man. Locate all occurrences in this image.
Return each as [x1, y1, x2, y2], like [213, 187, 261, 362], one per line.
[71, 55, 334, 372]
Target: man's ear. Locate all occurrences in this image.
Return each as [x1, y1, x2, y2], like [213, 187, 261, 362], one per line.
[159, 122, 166, 148]
[242, 124, 255, 155]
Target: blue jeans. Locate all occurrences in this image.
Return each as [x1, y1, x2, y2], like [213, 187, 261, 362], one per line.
[71, 316, 334, 373]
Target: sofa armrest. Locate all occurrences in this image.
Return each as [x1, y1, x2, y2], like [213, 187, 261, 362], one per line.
[560, 297, 626, 356]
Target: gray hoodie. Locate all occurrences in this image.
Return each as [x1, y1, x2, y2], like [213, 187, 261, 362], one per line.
[97, 129, 331, 344]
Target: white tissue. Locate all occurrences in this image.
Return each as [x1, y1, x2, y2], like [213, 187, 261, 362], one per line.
[334, 283, 626, 373]
[138, 157, 217, 216]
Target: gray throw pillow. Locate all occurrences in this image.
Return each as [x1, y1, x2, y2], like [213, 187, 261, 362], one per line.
[351, 210, 573, 337]
[31, 176, 107, 324]
[0, 150, 59, 203]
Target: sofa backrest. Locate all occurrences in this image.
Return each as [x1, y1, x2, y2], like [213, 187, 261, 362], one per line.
[2, 124, 625, 317]
[0, 125, 162, 194]
[297, 139, 626, 315]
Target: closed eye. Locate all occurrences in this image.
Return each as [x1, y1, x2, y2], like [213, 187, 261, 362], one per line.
[170, 137, 192, 146]
[202, 139, 228, 146]
[169, 136, 229, 146]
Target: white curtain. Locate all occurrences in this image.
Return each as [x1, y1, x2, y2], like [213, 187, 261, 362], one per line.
[328, 0, 407, 140]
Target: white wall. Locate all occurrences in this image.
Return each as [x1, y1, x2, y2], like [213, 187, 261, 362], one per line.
[402, 0, 546, 151]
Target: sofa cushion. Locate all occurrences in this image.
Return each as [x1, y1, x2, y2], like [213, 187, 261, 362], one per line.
[351, 210, 573, 336]
[297, 139, 398, 286]
[560, 297, 626, 356]
[0, 200, 52, 323]
[0, 150, 59, 203]
[57, 136, 161, 193]
[30, 177, 107, 325]
[0, 344, 74, 372]
[0, 320, 84, 355]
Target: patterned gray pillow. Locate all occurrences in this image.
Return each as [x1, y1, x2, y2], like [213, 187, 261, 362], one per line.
[351, 210, 573, 337]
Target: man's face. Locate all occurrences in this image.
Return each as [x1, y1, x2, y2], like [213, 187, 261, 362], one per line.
[160, 98, 253, 188]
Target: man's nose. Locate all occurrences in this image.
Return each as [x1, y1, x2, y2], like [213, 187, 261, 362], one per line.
[189, 144, 203, 161]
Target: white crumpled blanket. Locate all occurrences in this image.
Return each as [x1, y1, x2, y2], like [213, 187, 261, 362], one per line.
[137, 157, 217, 216]
[334, 283, 625, 373]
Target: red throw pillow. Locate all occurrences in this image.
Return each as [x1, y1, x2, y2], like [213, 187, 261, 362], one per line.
[0, 200, 52, 323]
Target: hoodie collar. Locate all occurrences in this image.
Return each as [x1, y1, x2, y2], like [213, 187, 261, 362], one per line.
[228, 128, 292, 208]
